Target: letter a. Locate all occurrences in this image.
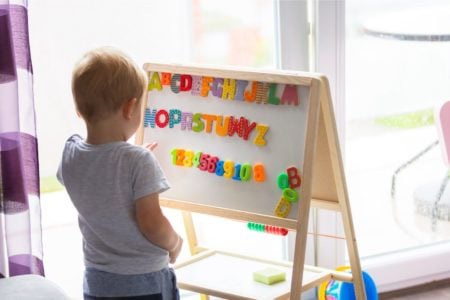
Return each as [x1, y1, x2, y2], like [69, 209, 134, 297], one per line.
[148, 72, 162, 91]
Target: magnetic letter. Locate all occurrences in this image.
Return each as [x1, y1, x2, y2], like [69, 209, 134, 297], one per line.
[202, 114, 217, 133]
[211, 78, 224, 98]
[161, 72, 171, 85]
[192, 113, 205, 132]
[267, 83, 280, 105]
[274, 197, 291, 218]
[244, 81, 257, 102]
[222, 78, 236, 100]
[181, 112, 193, 131]
[144, 108, 156, 128]
[287, 166, 301, 189]
[228, 116, 245, 137]
[215, 116, 230, 136]
[281, 84, 299, 106]
[155, 109, 169, 128]
[180, 75, 192, 91]
[169, 109, 182, 128]
[201, 76, 214, 97]
[255, 82, 269, 104]
[148, 72, 162, 91]
[253, 124, 269, 146]
[235, 80, 248, 101]
[170, 74, 181, 93]
[241, 119, 257, 141]
[191, 76, 202, 96]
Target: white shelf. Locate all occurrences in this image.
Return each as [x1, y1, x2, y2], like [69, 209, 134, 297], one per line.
[174, 250, 334, 300]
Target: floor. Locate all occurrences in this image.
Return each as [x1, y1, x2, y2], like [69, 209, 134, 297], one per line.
[380, 280, 450, 299]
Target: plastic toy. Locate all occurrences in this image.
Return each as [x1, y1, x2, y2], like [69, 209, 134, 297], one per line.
[191, 76, 202, 96]
[222, 78, 236, 100]
[277, 173, 289, 189]
[172, 149, 265, 182]
[239, 163, 252, 181]
[318, 266, 378, 300]
[200, 76, 213, 97]
[202, 114, 216, 133]
[232, 164, 242, 181]
[255, 82, 269, 104]
[253, 163, 266, 182]
[223, 160, 234, 179]
[281, 84, 300, 106]
[247, 222, 288, 236]
[155, 109, 169, 128]
[286, 166, 301, 188]
[170, 74, 181, 93]
[274, 197, 291, 218]
[148, 71, 162, 91]
[215, 160, 225, 176]
[267, 83, 280, 105]
[179, 74, 192, 92]
[169, 109, 182, 128]
[253, 124, 269, 146]
[282, 188, 299, 203]
[235, 80, 248, 101]
[160, 72, 171, 85]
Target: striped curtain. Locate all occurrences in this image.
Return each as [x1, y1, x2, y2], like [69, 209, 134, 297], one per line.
[0, 0, 44, 277]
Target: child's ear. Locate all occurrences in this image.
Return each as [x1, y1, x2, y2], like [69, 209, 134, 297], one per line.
[122, 98, 138, 120]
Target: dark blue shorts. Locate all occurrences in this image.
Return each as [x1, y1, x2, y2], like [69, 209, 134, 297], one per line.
[83, 267, 179, 300]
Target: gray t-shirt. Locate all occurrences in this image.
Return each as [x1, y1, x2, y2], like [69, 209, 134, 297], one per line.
[57, 134, 170, 275]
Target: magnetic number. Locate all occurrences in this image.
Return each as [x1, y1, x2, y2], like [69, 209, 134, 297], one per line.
[207, 156, 219, 173]
[215, 160, 225, 176]
[170, 149, 185, 166]
[183, 150, 194, 167]
[223, 161, 235, 179]
[232, 164, 241, 181]
[171, 149, 266, 183]
[192, 152, 202, 167]
[253, 163, 266, 182]
[240, 163, 252, 181]
[199, 153, 210, 171]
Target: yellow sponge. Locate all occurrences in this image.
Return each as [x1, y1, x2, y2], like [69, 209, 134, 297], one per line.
[253, 267, 286, 285]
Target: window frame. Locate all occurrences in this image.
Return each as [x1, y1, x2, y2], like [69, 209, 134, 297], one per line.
[275, 0, 346, 272]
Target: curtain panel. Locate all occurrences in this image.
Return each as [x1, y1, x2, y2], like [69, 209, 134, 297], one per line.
[0, 0, 44, 277]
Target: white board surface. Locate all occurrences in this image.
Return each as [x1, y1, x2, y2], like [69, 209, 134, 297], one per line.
[142, 66, 310, 220]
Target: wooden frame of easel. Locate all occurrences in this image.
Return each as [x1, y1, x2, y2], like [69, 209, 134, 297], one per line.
[136, 64, 366, 300]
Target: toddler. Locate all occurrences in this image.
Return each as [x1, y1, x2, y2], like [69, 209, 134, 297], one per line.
[57, 47, 182, 299]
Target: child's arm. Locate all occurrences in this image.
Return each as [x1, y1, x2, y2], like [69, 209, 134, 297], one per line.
[135, 193, 183, 263]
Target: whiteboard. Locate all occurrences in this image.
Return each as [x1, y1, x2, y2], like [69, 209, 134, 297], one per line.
[141, 64, 311, 220]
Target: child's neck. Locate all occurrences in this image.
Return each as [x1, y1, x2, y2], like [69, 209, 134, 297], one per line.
[85, 117, 129, 145]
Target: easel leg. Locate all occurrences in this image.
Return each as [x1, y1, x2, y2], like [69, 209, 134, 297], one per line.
[317, 77, 367, 299]
[181, 211, 210, 300]
[340, 205, 366, 299]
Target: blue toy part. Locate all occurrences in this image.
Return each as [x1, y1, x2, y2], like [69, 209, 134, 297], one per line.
[325, 270, 378, 300]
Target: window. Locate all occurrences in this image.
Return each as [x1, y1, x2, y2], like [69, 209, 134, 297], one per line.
[345, 0, 450, 291]
[30, 1, 278, 298]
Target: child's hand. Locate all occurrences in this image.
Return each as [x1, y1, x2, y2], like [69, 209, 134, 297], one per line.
[169, 235, 183, 264]
[144, 142, 158, 151]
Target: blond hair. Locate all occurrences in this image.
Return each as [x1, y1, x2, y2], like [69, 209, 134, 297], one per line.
[72, 47, 147, 123]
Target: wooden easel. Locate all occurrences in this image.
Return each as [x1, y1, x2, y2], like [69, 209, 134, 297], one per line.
[136, 64, 366, 300]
